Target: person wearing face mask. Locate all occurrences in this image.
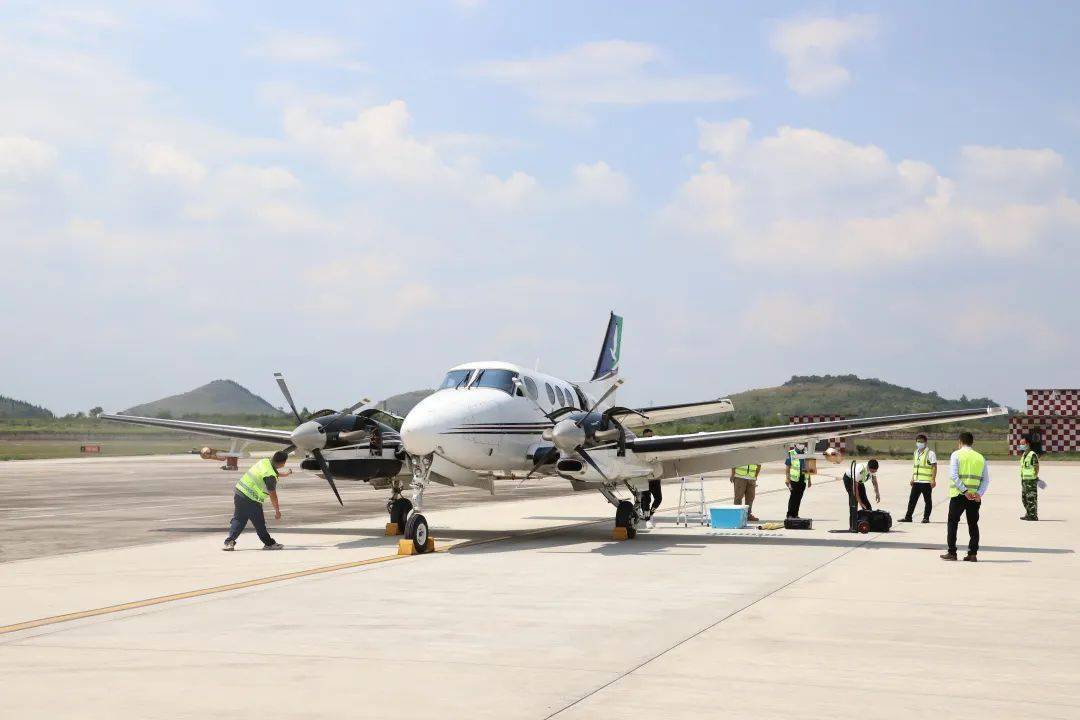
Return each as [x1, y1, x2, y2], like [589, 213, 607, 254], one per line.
[1019, 433, 1042, 521]
[901, 433, 937, 523]
[784, 444, 811, 519]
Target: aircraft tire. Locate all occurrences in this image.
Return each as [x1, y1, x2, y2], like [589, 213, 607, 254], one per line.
[615, 500, 637, 539]
[390, 498, 413, 527]
[405, 513, 429, 554]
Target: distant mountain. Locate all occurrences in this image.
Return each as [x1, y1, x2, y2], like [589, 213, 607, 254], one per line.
[378, 389, 435, 416]
[728, 375, 1004, 419]
[0, 394, 53, 419]
[124, 380, 285, 418]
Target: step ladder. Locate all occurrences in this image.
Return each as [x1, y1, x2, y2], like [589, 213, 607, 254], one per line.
[676, 476, 708, 527]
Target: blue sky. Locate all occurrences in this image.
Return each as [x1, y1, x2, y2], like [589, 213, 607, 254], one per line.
[2, 1, 1077, 413]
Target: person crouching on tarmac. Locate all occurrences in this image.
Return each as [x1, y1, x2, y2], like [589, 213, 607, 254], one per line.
[843, 459, 881, 511]
[223, 450, 291, 551]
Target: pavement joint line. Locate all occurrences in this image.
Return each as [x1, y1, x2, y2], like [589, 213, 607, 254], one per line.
[0, 478, 837, 637]
[543, 521, 875, 719]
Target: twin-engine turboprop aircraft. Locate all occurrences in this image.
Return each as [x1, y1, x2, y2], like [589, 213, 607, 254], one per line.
[103, 312, 1006, 554]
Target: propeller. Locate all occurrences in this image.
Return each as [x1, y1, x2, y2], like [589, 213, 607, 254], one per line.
[274, 372, 344, 506]
[526, 445, 561, 479]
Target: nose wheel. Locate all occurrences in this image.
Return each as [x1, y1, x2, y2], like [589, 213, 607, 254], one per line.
[404, 513, 431, 554]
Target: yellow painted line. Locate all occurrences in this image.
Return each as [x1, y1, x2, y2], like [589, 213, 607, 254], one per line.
[0, 551, 415, 636]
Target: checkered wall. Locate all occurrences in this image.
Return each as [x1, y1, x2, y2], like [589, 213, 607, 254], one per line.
[1010, 389, 1080, 454]
[788, 415, 847, 453]
[1026, 389, 1080, 417]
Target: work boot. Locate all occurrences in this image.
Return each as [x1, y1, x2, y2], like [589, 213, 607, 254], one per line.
[222, 540, 236, 551]
[747, 514, 759, 522]
[940, 552, 958, 561]
[963, 553, 978, 562]
[899, 516, 912, 523]
[922, 518, 930, 524]
[1020, 516, 1038, 521]
[262, 542, 284, 550]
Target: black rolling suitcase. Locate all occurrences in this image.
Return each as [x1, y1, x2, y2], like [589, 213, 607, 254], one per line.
[856, 509, 892, 533]
[784, 517, 813, 530]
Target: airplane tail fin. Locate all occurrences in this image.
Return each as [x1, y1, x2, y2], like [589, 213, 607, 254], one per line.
[591, 312, 623, 381]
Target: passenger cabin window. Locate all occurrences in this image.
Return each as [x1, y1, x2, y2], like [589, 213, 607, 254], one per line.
[523, 376, 539, 401]
[555, 386, 565, 407]
[438, 369, 472, 390]
[545, 383, 556, 405]
[565, 387, 576, 408]
[473, 369, 518, 395]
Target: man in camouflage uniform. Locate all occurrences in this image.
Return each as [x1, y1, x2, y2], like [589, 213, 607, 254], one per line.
[1019, 433, 1041, 521]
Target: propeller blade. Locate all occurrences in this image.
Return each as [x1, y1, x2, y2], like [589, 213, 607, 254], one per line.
[526, 446, 560, 479]
[274, 372, 303, 423]
[341, 397, 372, 415]
[577, 378, 624, 427]
[312, 448, 344, 506]
[576, 446, 609, 481]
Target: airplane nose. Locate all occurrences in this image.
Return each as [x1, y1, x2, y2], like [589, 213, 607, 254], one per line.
[290, 421, 325, 451]
[400, 412, 439, 456]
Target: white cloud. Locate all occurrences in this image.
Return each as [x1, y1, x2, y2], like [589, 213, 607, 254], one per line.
[249, 30, 367, 72]
[662, 122, 1080, 268]
[476, 40, 746, 123]
[132, 142, 207, 184]
[697, 118, 751, 158]
[0, 136, 58, 181]
[570, 161, 631, 204]
[770, 15, 877, 96]
[283, 99, 539, 209]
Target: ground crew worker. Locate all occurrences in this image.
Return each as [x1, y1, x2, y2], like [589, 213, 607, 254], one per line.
[901, 433, 937, 523]
[843, 459, 880, 511]
[941, 432, 989, 562]
[1019, 433, 1042, 521]
[641, 429, 663, 528]
[785, 444, 811, 519]
[223, 450, 291, 551]
[730, 463, 761, 522]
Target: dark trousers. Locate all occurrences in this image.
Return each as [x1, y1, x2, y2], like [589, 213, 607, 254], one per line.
[906, 483, 933, 520]
[648, 480, 662, 512]
[787, 480, 806, 518]
[843, 476, 871, 510]
[946, 494, 980, 555]
[226, 492, 275, 546]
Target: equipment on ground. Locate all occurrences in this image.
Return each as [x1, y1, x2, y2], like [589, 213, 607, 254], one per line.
[708, 505, 747, 529]
[676, 477, 707, 527]
[784, 517, 813, 530]
[856, 509, 892, 533]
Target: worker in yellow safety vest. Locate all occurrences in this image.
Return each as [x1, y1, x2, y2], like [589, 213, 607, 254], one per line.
[785, 445, 811, 519]
[1019, 433, 1043, 521]
[941, 432, 990, 562]
[224, 450, 291, 551]
[901, 433, 937, 523]
[730, 463, 761, 522]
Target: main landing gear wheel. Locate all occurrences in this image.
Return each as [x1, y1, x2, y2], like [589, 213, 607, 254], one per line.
[615, 500, 638, 539]
[389, 498, 413, 528]
[404, 513, 430, 554]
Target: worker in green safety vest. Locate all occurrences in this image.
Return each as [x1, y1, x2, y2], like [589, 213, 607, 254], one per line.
[901, 433, 937, 523]
[730, 463, 761, 522]
[1019, 433, 1042, 521]
[784, 445, 811, 519]
[941, 432, 990, 562]
[224, 450, 291, 551]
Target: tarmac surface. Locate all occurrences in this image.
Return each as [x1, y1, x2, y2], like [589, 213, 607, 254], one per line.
[0, 455, 1077, 719]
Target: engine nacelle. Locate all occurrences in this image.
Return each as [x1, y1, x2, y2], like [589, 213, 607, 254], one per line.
[556, 451, 654, 483]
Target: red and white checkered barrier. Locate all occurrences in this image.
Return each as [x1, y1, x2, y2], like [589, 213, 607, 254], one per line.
[1026, 388, 1080, 417]
[1010, 389, 1080, 454]
[789, 415, 846, 453]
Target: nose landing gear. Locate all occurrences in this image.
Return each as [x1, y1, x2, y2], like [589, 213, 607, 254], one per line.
[399, 453, 435, 554]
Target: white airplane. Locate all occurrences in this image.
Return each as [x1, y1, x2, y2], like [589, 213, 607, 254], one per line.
[395, 312, 1007, 552]
[102, 312, 1006, 555]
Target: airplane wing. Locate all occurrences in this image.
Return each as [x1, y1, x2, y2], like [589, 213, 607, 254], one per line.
[625, 407, 1007, 460]
[99, 413, 294, 445]
[619, 398, 734, 429]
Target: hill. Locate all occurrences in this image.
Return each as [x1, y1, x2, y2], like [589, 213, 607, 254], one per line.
[0, 395, 53, 419]
[728, 374, 1004, 421]
[124, 380, 285, 418]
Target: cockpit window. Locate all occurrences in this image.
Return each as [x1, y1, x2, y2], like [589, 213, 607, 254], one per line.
[438, 369, 472, 390]
[473, 369, 518, 395]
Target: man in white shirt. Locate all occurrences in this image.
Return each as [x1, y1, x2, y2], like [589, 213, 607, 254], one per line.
[901, 433, 937, 523]
[941, 432, 990, 562]
[843, 459, 881, 511]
